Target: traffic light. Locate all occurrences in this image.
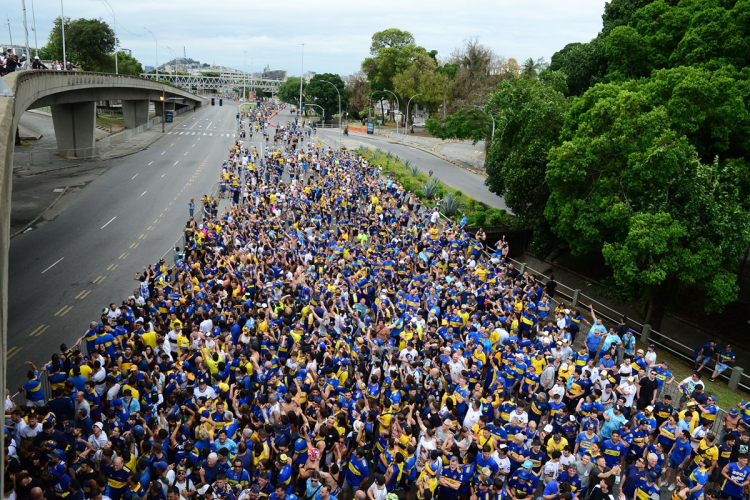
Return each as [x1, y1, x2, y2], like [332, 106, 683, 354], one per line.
[219, 99, 223, 106]
[236, 113, 240, 121]
[211, 98, 215, 106]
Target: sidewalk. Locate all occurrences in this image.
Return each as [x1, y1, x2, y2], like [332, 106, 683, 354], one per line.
[378, 130, 487, 172]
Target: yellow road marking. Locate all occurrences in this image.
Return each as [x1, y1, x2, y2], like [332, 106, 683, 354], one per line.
[139, 234, 146, 239]
[130, 242, 137, 249]
[79, 290, 92, 300]
[54, 305, 73, 317]
[33, 325, 50, 337]
[119, 253, 128, 260]
[7, 347, 21, 359]
[29, 324, 46, 336]
[147, 226, 154, 231]
[93, 275, 104, 284]
[75, 290, 87, 299]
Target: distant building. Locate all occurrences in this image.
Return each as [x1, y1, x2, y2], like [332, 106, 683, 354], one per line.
[119, 48, 132, 56]
[144, 65, 154, 72]
[1, 44, 35, 59]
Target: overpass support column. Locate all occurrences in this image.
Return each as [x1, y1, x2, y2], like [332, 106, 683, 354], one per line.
[153, 101, 164, 118]
[50, 101, 97, 157]
[122, 100, 150, 129]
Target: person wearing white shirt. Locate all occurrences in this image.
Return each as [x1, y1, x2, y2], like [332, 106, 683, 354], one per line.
[194, 380, 217, 400]
[617, 377, 637, 408]
[19, 415, 42, 441]
[88, 422, 108, 450]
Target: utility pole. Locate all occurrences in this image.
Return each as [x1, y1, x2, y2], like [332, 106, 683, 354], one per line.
[299, 43, 305, 116]
[243, 50, 247, 101]
[5, 15, 12, 46]
[30, 0, 38, 57]
[60, 2, 66, 69]
[21, 0, 30, 68]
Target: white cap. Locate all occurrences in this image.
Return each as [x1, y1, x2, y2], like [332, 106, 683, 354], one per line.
[544, 424, 554, 433]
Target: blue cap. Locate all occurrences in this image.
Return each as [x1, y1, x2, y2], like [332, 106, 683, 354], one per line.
[518, 470, 530, 480]
[112, 398, 123, 407]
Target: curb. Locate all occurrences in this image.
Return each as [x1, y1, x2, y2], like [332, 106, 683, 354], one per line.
[344, 129, 487, 176]
[395, 138, 487, 177]
[11, 186, 69, 239]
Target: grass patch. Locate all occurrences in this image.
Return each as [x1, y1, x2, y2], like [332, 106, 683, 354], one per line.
[356, 148, 513, 227]
[96, 115, 125, 132]
[19, 141, 32, 147]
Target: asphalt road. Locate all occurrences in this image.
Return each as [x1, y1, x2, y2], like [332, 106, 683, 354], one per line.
[7, 101, 256, 391]
[315, 128, 508, 210]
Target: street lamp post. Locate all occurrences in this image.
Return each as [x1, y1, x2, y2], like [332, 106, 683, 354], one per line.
[91, 0, 117, 74]
[166, 46, 178, 74]
[406, 93, 422, 135]
[60, 0, 66, 69]
[243, 51, 247, 101]
[143, 27, 157, 80]
[306, 103, 324, 123]
[379, 89, 400, 135]
[30, 0, 38, 57]
[475, 106, 495, 140]
[299, 43, 304, 118]
[320, 79, 341, 138]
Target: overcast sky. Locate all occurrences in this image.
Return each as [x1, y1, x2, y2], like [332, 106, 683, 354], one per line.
[5, 0, 607, 75]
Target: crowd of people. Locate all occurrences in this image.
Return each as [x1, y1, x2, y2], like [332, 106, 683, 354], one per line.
[5, 101, 750, 500]
[0, 48, 78, 75]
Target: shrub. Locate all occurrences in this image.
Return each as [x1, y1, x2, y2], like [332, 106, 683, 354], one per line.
[421, 178, 441, 199]
[407, 163, 421, 177]
[440, 192, 465, 217]
[402, 179, 413, 191]
[489, 209, 509, 226]
[472, 212, 487, 226]
[415, 189, 424, 199]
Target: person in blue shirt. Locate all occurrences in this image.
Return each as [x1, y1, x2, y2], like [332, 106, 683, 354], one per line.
[721, 454, 750, 500]
[665, 430, 693, 491]
[711, 345, 736, 383]
[342, 447, 369, 494]
[601, 430, 627, 468]
[21, 363, 46, 407]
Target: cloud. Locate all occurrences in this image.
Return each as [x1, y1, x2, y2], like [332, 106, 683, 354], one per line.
[5, 0, 607, 75]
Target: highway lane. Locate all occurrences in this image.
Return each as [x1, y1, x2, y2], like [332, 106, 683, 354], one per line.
[6, 101, 246, 391]
[315, 128, 507, 210]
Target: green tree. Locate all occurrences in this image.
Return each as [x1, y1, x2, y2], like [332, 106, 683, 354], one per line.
[545, 80, 750, 321]
[362, 29, 429, 120]
[552, 35, 608, 96]
[346, 72, 371, 119]
[276, 77, 305, 107]
[201, 71, 221, 77]
[393, 53, 450, 116]
[39, 16, 115, 71]
[305, 73, 348, 121]
[369, 28, 415, 54]
[105, 51, 143, 76]
[484, 72, 570, 256]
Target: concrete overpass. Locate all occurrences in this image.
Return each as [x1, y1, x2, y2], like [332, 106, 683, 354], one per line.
[139, 73, 283, 93]
[0, 71, 205, 464]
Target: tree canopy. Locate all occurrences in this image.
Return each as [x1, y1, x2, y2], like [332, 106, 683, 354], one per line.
[39, 16, 116, 71]
[412, 0, 750, 320]
[305, 73, 348, 120]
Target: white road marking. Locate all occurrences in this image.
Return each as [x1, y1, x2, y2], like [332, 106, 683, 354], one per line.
[174, 161, 179, 165]
[139, 191, 147, 198]
[161, 174, 165, 177]
[148, 161, 153, 165]
[192, 144, 195, 147]
[209, 133, 213, 136]
[207, 121, 213, 129]
[101, 216, 117, 229]
[184, 152, 188, 155]
[131, 173, 138, 179]
[41, 257, 64, 274]
[161, 151, 165, 155]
